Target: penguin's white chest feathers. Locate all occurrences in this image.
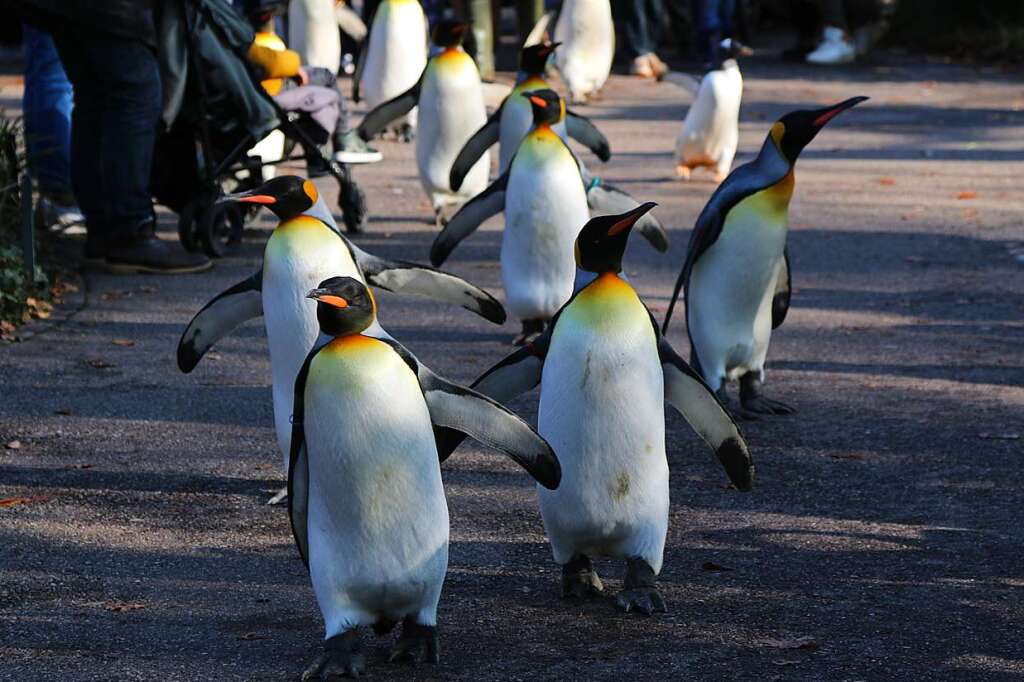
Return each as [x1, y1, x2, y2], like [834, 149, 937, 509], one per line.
[417, 49, 490, 205]
[362, 0, 427, 122]
[303, 336, 448, 631]
[677, 64, 742, 168]
[554, 0, 614, 99]
[537, 274, 669, 570]
[502, 129, 590, 320]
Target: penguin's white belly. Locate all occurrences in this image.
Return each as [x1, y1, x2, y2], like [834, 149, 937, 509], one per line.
[501, 148, 589, 321]
[416, 53, 489, 206]
[262, 220, 382, 470]
[677, 66, 742, 173]
[304, 339, 448, 635]
[362, 1, 427, 129]
[689, 202, 787, 382]
[554, 0, 614, 100]
[537, 277, 668, 571]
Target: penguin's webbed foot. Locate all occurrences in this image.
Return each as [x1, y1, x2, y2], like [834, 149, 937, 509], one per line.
[674, 164, 692, 181]
[266, 486, 288, 506]
[398, 123, 415, 143]
[739, 374, 795, 417]
[433, 207, 449, 231]
[302, 630, 365, 680]
[387, 617, 439, 665]
[561, 554, 604, 599]
[614, 557, 666, 615]
[512, 320, 546, 347]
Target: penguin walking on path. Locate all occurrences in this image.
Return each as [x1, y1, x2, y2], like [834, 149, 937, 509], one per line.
[176, 176, 505, 501]
[552, 0, 614, 104]
[438, 204, 752, 613]
[293, 276, 559, 678]
[357, 21, 489, 227]
[674, 39, 752, 183]
[354, 0, 428, 140]
[663, 97, 869, 417]
[432, 89, 668, 344]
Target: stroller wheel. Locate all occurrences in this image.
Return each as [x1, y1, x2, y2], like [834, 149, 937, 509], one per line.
[198, 203, 245, 258]
[177, 202, 201, 252]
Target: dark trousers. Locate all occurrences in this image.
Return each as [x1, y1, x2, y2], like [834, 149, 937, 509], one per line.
[50, 31, 161, 247]
[692, 0, 736, 63]
[612, 0, 664, 59]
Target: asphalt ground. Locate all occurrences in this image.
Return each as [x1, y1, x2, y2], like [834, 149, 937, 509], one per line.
[2, 55, 1023, 680]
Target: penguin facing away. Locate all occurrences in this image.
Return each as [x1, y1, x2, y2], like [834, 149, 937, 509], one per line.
[675, 38, 753, 183]
[432, 89, 668, 344]
[440, 204, 752, 613]
[176, 177, 505, 496]
[357, 21, 490, 227]
[663, 96, 869, 417]
[292, 276, 559, 677]
[553, 0, 615, 104]
[354, 0, 428, 140]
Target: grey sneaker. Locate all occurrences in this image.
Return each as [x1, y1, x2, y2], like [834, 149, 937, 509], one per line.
[333, 130, 383, 164]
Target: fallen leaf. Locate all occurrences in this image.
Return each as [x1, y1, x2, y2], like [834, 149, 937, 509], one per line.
[766, 636, 818, 651]
[86, 359, 116, 369]
[238, 632, 267, 641]
[5, 440, 22, 450]
[701, 561, 733, 572]
[978, 432, 1020, 441]
[111, 339, 135, 347]
[878, 177, 896, 185]
[104, 602, 146, 612]
[956, 191, 977, 200]
[0, 495, 52, 508]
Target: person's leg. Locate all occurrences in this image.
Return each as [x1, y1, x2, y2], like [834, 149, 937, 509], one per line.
[612, 0, 649, 61]
[22, 24, 73, 199]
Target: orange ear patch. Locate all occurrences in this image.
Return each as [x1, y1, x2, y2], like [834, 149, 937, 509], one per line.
[529, 95, 546, 107]
[237, 194, 277, 204]
[303, 179, 319, 202]
[318, 295, 349, 308]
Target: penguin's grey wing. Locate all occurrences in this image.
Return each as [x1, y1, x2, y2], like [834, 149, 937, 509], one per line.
[772, 247, 791, 329]
[430, 171, 509, 266]
[356, 75, 423, 141]
[565, 110, 611, 162]
[177, 270, 263, 373]
[287, 348, 318, 569]
[657, 333, 753, 491]
[585, 178, 669, 252]
[420, 367, 560, 489]
[449, 105, 503, 192]
[348, 244, 507, 324]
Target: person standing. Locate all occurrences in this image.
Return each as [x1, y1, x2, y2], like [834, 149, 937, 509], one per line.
[612, 0, 669, 78]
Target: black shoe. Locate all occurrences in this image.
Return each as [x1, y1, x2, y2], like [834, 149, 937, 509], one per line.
[105, 221, 212, 275]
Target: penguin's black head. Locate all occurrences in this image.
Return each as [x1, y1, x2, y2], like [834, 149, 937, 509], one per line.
[519, 41, 560, 74]
[307, 276, 376, 337]
[432, 19, 467, 49]
[719, 38, 753, 62]
[770, 96, 869, 164]
[217, 175, 317, 221]
[575, 202, 658, 273]
[522, 89, 564, 126]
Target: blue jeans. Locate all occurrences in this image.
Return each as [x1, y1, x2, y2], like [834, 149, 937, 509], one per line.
[50, 30, 162, 246]
[21, 24, 73, 198]
[612, 0, 664, 58]
[692, 0, 736, 63]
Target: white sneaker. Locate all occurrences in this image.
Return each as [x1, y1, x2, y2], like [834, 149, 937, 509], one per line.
[806, 26, 856, 65]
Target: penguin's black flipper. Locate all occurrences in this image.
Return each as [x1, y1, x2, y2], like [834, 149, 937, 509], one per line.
[352, 39, 368, 103]
[449, 107, 502, 192]
[177, 270, 263, 373]
[418, 367, 560, 489]
[565, 110, 611, 162]
[287, 349, 318, 569]
[585, 180, 669, 252]
[772, 248, 791, 329]
[430, 172, 508, 266]
[656, 335, 753, 491]
[349, 244, 507, 324]
[356, 76, 423, 141]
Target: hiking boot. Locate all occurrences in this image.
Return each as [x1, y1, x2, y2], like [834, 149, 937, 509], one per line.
[105, 220, 212, 275]
[333, 130, 382, 164]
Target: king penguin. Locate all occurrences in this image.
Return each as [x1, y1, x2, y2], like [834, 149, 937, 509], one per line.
[356, 20, 490, 227]
[354, 0, 428, 140]
[432, 89, 667, 344]
[663, 96, 869, 416]
[175, 176, 505, 501]
[674, 39, 752, 183]
[292, 276, 559, 678]
[552, 0, 615, 104]
[437, 204, 752, 613]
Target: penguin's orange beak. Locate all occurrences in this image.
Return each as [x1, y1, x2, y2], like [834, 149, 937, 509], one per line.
[307, 289, 349, 308]
[608, 201, 658, 236]
[812, 96, 869, 129]
[529, 95, 546, 107]
[234, 194, 276, 204]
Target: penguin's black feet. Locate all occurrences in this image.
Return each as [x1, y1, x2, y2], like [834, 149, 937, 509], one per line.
[388, 616, 439, 665]
[739, 374, 794, 417]
[561, 554, 604, 599]
[398, 123, 415, 143]
[302, 630, 365, 680]
[266, 486, 288, 506]
[614, 557, 666, 615]
[512, 319, 546, 346]
[432, 208, 449, 231]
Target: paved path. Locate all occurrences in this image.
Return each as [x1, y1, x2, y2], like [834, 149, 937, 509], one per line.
[2, 56, 1023, 680]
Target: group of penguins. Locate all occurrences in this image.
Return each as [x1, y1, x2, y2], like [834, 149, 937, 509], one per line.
[176, 6, 868, 677]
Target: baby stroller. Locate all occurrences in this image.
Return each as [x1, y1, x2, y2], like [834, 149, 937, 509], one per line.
[152, 0, 368, 257]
